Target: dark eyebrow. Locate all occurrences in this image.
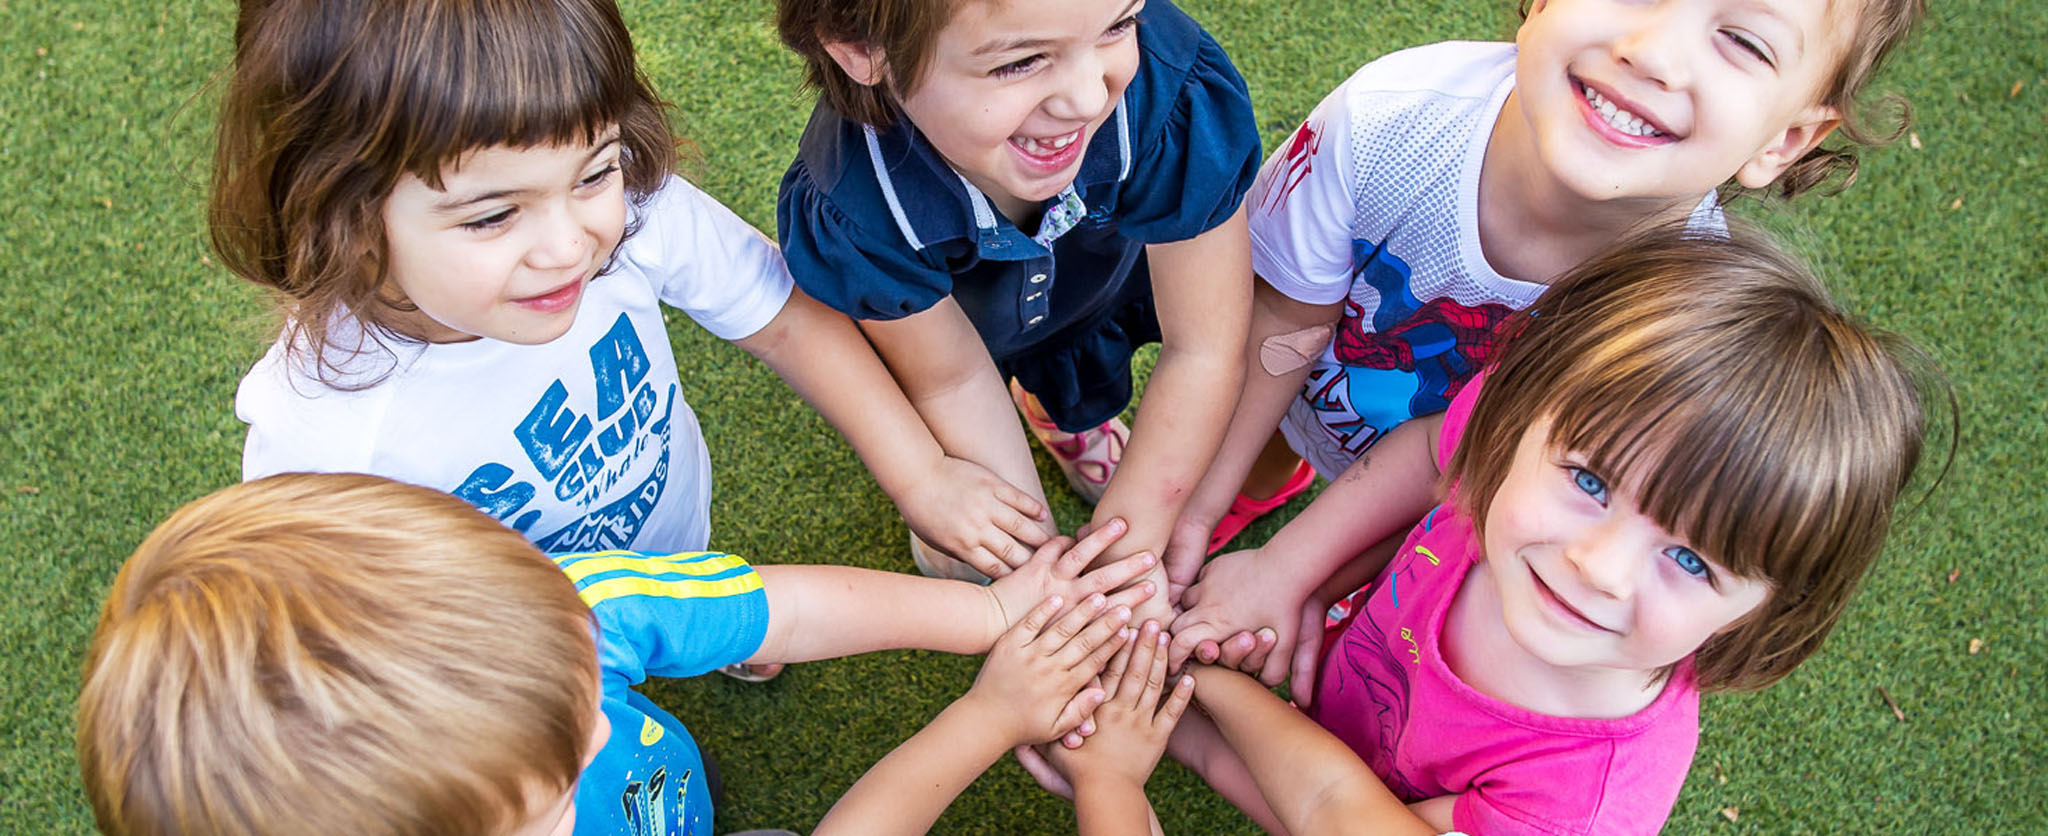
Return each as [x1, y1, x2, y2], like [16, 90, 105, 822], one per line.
[431, 136, 622, 213]
[968, 0, 1143, 58]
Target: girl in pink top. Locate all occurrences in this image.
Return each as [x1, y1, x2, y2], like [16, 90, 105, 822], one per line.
[1167, 221, 1941, 834]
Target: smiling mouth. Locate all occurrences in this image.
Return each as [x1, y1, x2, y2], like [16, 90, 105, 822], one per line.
[1575, 81, 1674, 142]
[1530, 565, 1617, 633]
[514, 278, 583, 312]
[1013, 130, 1081, 155]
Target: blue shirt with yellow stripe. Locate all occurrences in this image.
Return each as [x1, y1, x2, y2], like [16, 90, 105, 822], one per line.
[555, 550, 769, 836]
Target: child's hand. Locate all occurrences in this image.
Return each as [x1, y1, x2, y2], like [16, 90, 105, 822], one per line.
[1161, 510, 1222, 604]
[962, 594, 1135, 746]
[1047, 620, 1194, 790]
[1168, 547, 1308, 683]
[902, 456, 1053, 577]
[988, 518, 1158, 636]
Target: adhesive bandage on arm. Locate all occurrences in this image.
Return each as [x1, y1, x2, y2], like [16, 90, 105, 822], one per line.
[1258, 323, 1335, 376]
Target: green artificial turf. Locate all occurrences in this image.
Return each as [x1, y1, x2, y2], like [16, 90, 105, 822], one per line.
[2, 0, 2042, 832]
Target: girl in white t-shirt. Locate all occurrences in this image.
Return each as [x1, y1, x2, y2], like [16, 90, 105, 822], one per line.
[1165, 0, 1929, 603]
[211, 0, 1055, 644]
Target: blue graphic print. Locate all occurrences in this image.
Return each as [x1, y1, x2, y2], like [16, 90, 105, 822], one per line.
[453, 312, 674, 550]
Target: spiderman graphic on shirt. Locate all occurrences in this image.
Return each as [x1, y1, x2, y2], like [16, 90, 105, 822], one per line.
[1301, 239, 1511, 455]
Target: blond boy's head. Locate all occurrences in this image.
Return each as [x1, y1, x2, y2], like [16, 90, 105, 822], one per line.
[78, 473, 599, 836]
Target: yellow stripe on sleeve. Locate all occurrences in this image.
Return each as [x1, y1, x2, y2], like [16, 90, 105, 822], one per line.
[556, 552, 749, 586]
[574, 572, 765, 609]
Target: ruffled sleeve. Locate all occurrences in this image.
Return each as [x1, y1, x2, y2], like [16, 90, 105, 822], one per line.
[776, 162, 956, 321]
[1114, 11, 1262, 244]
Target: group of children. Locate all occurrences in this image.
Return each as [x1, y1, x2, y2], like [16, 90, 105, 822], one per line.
[75, 0, 1939, 832]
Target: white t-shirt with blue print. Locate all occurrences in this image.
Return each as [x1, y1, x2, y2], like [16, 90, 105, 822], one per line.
[236, 175, 794, 554]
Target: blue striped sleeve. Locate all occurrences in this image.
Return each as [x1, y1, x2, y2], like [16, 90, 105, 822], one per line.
[553, 550, 771, 686]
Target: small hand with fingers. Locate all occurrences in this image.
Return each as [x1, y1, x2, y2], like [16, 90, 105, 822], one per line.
[902, 456, 1053, 578]
[964, 593, 1136, 747]
[988, 518, 1158, 634]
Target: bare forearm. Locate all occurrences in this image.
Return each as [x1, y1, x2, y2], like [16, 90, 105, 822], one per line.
[1092, 344, 1243, 556]
[1180, 280, 1340, 532]
[1256, 413, 1444, 592]
[751, 565, 1000, 663]
[1191, 667, 1434, 836]
[861, 307, 1056, 535]
[814, 699, 1013, 836]
[1073, 780, 1158, 836]
[1165, 709, 1289, 834]
[741, 290, 947, 500]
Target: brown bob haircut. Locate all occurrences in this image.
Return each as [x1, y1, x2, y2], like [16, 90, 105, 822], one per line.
[77, 473, 598, 836]
[1449, 220, 1932, 691]
[209, 0, 675, 382]
[776, 0, 962, 127]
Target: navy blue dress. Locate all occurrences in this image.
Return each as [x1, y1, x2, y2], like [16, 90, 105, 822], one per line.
[777, 0, 1260, 432]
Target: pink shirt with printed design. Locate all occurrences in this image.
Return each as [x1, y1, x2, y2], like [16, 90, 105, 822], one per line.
[1308, 376, 1700, 835]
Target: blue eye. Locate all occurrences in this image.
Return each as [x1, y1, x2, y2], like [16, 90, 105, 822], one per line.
[1666, 546, 1711, 579]
[1568, 466, 1609, 505]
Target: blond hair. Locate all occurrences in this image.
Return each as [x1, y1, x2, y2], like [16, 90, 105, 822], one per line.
[1450, 221, 1931, 690]
[77, 473, 598, 835]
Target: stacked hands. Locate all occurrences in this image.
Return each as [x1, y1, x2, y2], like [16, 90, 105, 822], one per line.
[981, 512, 1328, 709]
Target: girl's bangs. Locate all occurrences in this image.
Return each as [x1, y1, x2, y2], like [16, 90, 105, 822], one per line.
[378, 0, 638, 185]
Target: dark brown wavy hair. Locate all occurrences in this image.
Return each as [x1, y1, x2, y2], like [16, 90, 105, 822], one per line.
[208, 0, 675, 384]
[776, 0, 961, 127]
[1451, 220, 1940, 691]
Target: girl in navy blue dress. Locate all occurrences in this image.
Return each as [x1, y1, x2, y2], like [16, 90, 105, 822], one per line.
[776, 0, 1262, 623]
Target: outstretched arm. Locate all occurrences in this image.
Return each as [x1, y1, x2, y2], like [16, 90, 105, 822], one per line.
[1188, 666, 1442, 836]
[1090, 206, 1254, 625]
[1170, 411, 1443, 695]
[748, 521, 1156, 665]
[1045, 621, 1196, 836]
[1162, 275, 1343, 598]
[814, 597, 1134, 836]
[738, 287, 1054, 573]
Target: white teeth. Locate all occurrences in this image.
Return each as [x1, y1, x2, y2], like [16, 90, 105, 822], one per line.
[1582, 86, 1665, 138]
[1016, 132, 1079, 154]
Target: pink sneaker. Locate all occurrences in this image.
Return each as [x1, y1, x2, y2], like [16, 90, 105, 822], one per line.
[1011, 379, 1127, 505]
[1206, 460, 1316, 555]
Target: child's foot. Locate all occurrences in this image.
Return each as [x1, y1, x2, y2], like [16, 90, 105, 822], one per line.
[1206, 460, 1317, 555]
[910, 532, 993, 585]
[1009, 379, 1126, 505]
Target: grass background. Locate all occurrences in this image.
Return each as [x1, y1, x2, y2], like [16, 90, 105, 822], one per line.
[1, 0, 2042, 832]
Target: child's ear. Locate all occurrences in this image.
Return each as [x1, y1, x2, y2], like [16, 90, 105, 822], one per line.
[1735, 104, 1841, 189]
[823, 41, 887, 88]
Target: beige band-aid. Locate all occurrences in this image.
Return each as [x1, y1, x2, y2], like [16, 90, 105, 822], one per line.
[1259, 323, 1335, 376]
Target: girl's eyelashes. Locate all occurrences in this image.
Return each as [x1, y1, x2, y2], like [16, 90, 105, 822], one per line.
[991, 54, 1045, 79]
[1721, 29, 1776, 67]
[1106, 13, 1140, 39]
[1664, 546, 1714, 582]
[1566, 465, 1610, 507]
[460, 207, 514, 231]
[578, 163, 620, 189]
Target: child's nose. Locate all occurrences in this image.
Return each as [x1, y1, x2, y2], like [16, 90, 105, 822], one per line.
[1045, 52, 1112, 122]
[1565, 520, 1641, 599]
[526, 207, 589, 270]
[1612, 8, 1692, 91]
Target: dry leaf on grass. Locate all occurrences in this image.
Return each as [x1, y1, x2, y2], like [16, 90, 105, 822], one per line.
[1721, 807, 1740, 823]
